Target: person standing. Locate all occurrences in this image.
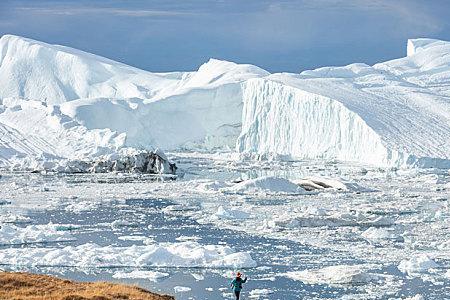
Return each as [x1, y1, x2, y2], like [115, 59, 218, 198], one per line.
[231, 272, 248, 300]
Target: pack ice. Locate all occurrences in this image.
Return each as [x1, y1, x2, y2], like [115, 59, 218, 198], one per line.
[1, 35, 450, 169]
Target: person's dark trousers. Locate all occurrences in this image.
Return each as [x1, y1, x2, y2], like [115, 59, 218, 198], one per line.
[235, 290, 240, 300]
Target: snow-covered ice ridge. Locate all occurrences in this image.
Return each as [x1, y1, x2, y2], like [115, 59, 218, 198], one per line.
[1, 35, 450, 168]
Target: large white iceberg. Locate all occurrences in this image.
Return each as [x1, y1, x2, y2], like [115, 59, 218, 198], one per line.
[1, 34, 450, 168]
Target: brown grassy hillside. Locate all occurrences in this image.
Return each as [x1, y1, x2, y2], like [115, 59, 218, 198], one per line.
[0, 272, 174, 300]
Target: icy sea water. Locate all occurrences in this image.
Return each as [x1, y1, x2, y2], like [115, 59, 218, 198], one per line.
[3, 198, 335, 300]
[1, 153, 450, 299]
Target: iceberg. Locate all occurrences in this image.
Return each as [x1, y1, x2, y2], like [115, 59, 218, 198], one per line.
[0, 241, 257, 268]
[1, 34, 450, 168]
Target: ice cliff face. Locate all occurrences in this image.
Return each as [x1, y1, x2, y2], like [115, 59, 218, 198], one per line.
[236, 79, 397, 166]
[1, 34, 450, 169]
[237, 56, 450, 167]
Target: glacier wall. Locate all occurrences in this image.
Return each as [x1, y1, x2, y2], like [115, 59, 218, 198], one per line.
[236, 79, 408, 167]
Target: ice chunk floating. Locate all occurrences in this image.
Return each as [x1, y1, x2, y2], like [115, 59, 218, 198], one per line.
[1, 35, 450, 168]
[0, 223, 75, 245]
[284, 265, 380, 285]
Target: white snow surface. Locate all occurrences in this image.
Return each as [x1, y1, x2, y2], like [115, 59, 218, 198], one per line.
[1, 35, 450, 167]
[0, 241, 256, 268]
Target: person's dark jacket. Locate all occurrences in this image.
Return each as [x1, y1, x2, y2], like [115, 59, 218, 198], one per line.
[231, 277, 247, 292]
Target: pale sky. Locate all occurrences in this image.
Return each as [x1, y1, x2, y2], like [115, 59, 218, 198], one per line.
[1, 0, 450, 72]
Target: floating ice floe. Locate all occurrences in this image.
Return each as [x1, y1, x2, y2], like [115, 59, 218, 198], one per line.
[361, 227, 400, 241]
[112, 270, 169, 282]
[398, 254, 439, 276]
[64, 201, 98, 213]
[0, 213, 31, 224]
[174, 286, 192, 293]
[222, 176, 307, 195]
[294, 176, 375, 193]
[249, 288, 274, 298]
[191, 273, 205, 281]
[284, 265, 380, 285]
[195, 180, 231, 193]
[0, 223, 75, 245]
[175, 235, 202, 242]
[111, 219, 138, 229]
[271, 211, 395, 229]
[213, 206, 250, 220]
[404, 295, 425, 300]
[0, 241, 257, 268]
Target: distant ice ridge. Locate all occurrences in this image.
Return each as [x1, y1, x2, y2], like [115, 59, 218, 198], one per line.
[1, 34, 450, 168]
[0, 241, 256, 268]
